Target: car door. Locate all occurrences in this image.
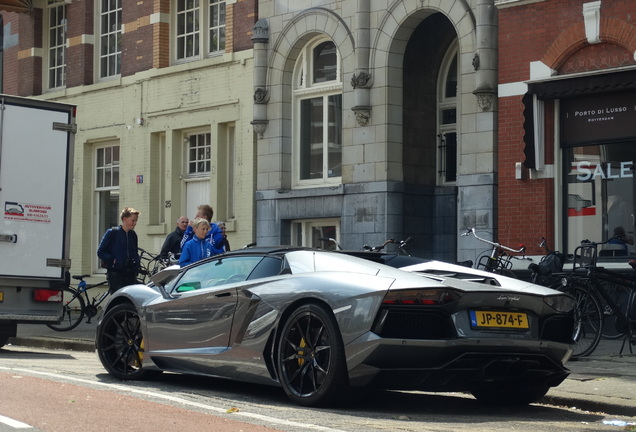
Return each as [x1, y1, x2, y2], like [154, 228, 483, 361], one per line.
[144, 255, 264, 357]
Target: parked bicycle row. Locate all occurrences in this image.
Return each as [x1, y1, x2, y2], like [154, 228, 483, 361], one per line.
[461, 228, 635, 358]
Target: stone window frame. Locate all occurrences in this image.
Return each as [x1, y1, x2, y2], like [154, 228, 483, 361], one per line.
[46, 0, 67, 90]
[437, 42, 458, 186]
[97, 0, 122, 79]
[173, 0, 227, 63]
[292, 36, 343, 188]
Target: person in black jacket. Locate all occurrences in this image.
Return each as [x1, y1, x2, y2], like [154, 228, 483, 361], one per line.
[160, 215, 189, 260]
[97, 207, 141, 293]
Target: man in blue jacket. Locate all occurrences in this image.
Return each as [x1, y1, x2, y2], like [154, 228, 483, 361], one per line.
[180, 204, 226, 256]
[179, 218, 214, 266]
[97, 207, 141, 293]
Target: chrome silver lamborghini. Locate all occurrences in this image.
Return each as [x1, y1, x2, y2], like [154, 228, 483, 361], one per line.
[95, 247, 575, 407]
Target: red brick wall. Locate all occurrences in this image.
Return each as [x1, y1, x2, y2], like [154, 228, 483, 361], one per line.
[66, 0, 94, 87]
[498, 0, 636, 253]
[122, 0, 155, 77]
[231, 0, 257, 52]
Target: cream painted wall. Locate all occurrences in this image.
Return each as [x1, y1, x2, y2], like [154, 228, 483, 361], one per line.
[43, 50, 256, 276]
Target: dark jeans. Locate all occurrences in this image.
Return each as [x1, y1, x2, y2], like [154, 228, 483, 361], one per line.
[106, 270, 138, 294]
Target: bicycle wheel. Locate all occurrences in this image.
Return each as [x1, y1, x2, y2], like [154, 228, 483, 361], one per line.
[599, 281, 631, 339]
[46, 288, 86, 331]
[563, 283, 603, 358]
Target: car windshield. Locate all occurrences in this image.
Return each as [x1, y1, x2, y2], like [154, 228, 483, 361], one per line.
[171, 256, 265, 292]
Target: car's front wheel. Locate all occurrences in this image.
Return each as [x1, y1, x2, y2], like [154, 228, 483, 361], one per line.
[277, 303, 348, 407]
[96, 302, 154, 380]
[471, 383, 550, 405]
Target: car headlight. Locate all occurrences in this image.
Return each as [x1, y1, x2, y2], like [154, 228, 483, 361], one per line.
[544, 295, 575, 313]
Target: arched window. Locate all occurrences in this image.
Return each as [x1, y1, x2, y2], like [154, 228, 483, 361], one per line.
[437, 44, 458, 184]
[293, 38, 342, 187]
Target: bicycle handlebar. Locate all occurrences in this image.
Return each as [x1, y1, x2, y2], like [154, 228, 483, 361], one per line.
[462, 228, 527, 255]
[363, 237, 412, 252]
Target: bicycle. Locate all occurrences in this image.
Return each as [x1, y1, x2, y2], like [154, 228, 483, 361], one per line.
[559, 239, 636, 357]
[461, 228, 530, 278]
[363, 237, 412, 254]
[137, 247, 169, 283]
[46, 275, 110, 331]
[528, 237, 567, 287]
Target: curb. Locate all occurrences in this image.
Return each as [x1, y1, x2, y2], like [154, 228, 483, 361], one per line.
[8, 337, 95, 353]
[542, 394, 636, 417]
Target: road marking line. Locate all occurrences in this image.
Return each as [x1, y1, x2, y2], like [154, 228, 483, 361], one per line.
[0, 367, 345, 432]
[0, 414, 32, 429]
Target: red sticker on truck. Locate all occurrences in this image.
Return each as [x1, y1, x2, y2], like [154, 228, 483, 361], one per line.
[4, 202, 51, 223]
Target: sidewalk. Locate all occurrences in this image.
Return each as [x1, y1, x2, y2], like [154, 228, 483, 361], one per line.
[6, 323, 636, 417]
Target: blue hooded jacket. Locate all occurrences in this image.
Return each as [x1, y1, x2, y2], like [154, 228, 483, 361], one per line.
[180, 223, 225, 255]
[179, 235, 214, 266]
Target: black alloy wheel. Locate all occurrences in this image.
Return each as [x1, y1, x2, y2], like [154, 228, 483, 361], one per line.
[96, 303, 154, 380]
[277, 303, 348, 407]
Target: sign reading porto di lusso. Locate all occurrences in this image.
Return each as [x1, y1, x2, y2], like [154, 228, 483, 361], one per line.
[561, 91, 636, 146]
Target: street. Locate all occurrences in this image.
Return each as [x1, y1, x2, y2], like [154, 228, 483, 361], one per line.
[1, 342, 635, 432]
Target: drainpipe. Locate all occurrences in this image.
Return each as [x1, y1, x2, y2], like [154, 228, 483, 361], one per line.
[351, 0, 371, 126]
[251, 19, 269, 139]
[473, 0, 497, 111]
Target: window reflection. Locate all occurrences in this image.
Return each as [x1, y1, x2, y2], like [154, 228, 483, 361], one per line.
[565, 143, 635, 256]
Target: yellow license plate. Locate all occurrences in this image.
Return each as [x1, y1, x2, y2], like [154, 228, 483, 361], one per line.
[470, 310, 528, 329]
[0, 291, 3, 302]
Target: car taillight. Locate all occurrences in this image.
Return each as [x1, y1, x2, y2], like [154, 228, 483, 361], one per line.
[33, 289, 63, 302]
[383, 288, 461, 305]
[544, 295, 575, 313]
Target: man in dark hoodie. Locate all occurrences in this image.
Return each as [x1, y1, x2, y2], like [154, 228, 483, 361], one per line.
[97, 207, 141, 293]
[160, 215, 189, 260]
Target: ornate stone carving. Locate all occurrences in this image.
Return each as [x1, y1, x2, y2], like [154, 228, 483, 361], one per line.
[352, 106, 371, 126]
[252, 19, 269, 43]
[475, 92, 495, 112]
[472, 52, 480, 71]
[251, 120, 269, 139]
[253, 87, 269, 104]
[351, 72, 372, 89]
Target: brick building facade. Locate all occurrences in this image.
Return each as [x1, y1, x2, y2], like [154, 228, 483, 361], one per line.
[497, 0, 636, 265]
[1, 0, 258, 276]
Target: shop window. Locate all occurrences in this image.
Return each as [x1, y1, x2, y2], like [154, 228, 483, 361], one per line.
[293, 38, 342, 187]
[564, 143, 634, 256]
[174, 0, 226, 62]
[98, 0, 122, 79]
[561, 91, 636, 257]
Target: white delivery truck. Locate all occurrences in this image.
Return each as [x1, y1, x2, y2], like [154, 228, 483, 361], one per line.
[0, 94, 76, 347]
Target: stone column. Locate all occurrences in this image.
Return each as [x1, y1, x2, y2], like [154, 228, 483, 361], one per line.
[351, 0, 371, 126]
[251, 19, 269, 138]
[473, 0, 497, 111]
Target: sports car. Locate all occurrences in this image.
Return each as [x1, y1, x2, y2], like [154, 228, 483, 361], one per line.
[95, 247, 575, 407]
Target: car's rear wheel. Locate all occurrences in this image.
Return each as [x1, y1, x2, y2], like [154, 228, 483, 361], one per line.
[471, 383, 550, 405]
[96, 303, 154, 380]
[277, 303, 348, 407]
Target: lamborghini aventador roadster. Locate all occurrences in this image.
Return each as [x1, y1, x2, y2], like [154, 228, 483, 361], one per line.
[95, 246, 575, 407]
